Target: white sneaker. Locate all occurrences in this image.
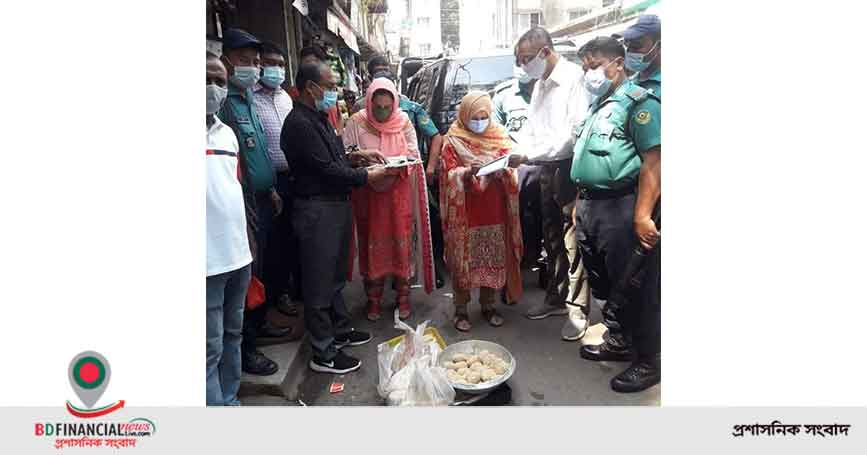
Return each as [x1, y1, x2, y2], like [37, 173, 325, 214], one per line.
[561, 305, 588, 341]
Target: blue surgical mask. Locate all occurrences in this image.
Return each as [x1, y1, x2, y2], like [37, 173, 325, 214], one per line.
[230, 65, 260, 89]
[625, 42, 658, 73]
[468, 118, 489, 134]
[261, 66, 285, 89]
[313, 84, 339, 111]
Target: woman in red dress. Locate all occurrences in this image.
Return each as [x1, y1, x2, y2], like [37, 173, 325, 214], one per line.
[440, 91, 523, 332]
[343, 79, 435, 321]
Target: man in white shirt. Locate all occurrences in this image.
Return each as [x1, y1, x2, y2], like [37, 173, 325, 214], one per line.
[206, 52, 252, 406]
[509, 27, 592, 342]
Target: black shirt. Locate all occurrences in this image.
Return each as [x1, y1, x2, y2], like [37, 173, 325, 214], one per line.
[280, 102, 367, 196]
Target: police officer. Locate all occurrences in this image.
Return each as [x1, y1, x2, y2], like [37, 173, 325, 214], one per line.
[217, 28, 282, 377]
[570, 36, 661, 393]
[623, 14, 661, 98]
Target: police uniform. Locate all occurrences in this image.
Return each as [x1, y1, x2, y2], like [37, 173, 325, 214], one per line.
[217, 28, 278, 370]
[570, 79, 661, 363]
[632, 67, 661, 99]
[492, 79, 532, 142]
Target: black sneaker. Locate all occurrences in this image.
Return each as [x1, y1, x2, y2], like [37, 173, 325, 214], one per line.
[334, 329, 372, 349]
[309, 351, 361, 374]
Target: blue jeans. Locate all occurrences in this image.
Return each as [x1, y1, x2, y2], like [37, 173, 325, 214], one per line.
[206, 264, 251, 406]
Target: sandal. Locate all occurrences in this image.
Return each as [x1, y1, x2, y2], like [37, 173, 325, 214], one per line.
[367, 300, 382, 322]
[396, 282, 412, 320]
[453, 306, 471, 332]
[481, 306, 504, 327]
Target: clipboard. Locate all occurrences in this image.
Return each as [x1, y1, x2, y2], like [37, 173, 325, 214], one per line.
[476, 154, 510, 177]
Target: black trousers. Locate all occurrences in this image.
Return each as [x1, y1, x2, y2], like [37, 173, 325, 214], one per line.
[241, 190, 274, 357]
[518, 164, 544, 266]
[292, 198, 353, 361]
[575, 192, 660, 359]
[428, 179, 445, 266]
[264, 173, 302, 302]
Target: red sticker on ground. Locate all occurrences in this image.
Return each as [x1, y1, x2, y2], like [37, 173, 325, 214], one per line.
[329, 382, 344, 394]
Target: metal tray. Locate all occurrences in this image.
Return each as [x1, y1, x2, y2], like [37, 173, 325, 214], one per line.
[438, 340, 516, 395]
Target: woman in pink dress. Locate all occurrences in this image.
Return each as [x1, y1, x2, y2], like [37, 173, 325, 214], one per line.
[343, 79, 435, 321]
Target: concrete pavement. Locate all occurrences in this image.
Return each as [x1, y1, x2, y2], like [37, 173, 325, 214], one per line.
[241, 268, 660, 406]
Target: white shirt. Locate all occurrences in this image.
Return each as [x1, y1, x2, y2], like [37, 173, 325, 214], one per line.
[520, 57, 590, 163]
[206, 117, 252, 277]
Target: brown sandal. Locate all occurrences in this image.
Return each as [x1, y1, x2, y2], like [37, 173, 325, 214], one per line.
[481, 306, 504, 327]
[453, 306, 471, 332]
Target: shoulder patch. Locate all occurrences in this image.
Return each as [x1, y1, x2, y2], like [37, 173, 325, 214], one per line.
[634, 110, 652, 125]
[625, 85, 649, 102]
[493, 80, 516, 95]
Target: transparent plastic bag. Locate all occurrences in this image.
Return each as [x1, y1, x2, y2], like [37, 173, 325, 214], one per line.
[377, 310, 453, 405]
[404, 355, 456, 406]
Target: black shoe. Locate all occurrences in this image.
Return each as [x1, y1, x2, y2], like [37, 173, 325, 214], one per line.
[275, 295, 299, 317]
[309, 350, 361, 374]
[256, 322, 292, 338]
[242, 350, 279, 376]
[580, 342, 633, 362]
[334, 329, 372, 349]
[610, 360, 660, 393]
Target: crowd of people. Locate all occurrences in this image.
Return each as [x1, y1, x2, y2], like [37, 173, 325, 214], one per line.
[205, 14, 661, 406]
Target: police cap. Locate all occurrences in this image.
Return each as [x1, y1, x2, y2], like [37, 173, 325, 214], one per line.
[621, 15, 660, 41]
[222, 28, 262, 51]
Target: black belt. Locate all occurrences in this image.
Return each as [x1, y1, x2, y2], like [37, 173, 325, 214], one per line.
[578, 184, 636, 200]
[295, 193, 350, 202]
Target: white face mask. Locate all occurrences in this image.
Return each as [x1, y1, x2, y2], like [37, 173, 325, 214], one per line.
[521, 48, 547, 80]
[582, 60, 617, 98]
[206, 83, 228, 115]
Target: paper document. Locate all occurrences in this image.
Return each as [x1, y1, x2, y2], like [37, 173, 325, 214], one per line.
[476, 155, 510, 177]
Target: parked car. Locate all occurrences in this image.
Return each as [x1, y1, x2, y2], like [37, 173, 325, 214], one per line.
[405, 51, 516, 133]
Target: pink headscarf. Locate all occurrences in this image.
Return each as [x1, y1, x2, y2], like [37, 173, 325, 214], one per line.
[360, 78, 408, 157]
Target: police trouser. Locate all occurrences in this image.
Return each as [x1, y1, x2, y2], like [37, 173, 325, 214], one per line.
[540, 162, 587, 313]
[242, 190, 274, 357]
[291, 197, 353, 362]
[575, 191, 660, 357]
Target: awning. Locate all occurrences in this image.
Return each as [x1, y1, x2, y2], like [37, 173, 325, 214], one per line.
[327, 9, 361, 54]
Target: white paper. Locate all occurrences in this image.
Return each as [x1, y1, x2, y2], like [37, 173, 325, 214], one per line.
[476, 155, 510, 176]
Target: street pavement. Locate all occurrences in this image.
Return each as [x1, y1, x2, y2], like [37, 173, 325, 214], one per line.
[262, 268, 661, 406]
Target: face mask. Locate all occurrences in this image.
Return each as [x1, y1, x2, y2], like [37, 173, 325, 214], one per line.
[582, 60, 618, 97]
[513, 66, 532, 84]
[625, 41, 659, 73]
[261, 66, 285, 89]
[468, 118, 489, 134]
[312, 84, 338, 111]
[206, 84, 228, 115]
[230, 65, 259, 89]
[521, 48, 548, 80]
[372, 106, 392, 123]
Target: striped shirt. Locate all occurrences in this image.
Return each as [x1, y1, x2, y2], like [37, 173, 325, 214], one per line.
[252, 83, 293, 172]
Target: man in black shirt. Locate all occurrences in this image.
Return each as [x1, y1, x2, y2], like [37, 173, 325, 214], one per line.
[281, 62, 397, 374]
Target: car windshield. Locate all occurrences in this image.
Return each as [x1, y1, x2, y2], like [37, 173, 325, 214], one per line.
[451, 55, 515, 92]
[445, 54, 515, 109]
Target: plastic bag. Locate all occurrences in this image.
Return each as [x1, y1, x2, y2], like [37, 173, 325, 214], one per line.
[377, 310, 454, 406]
[404, 355, 456, 406]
